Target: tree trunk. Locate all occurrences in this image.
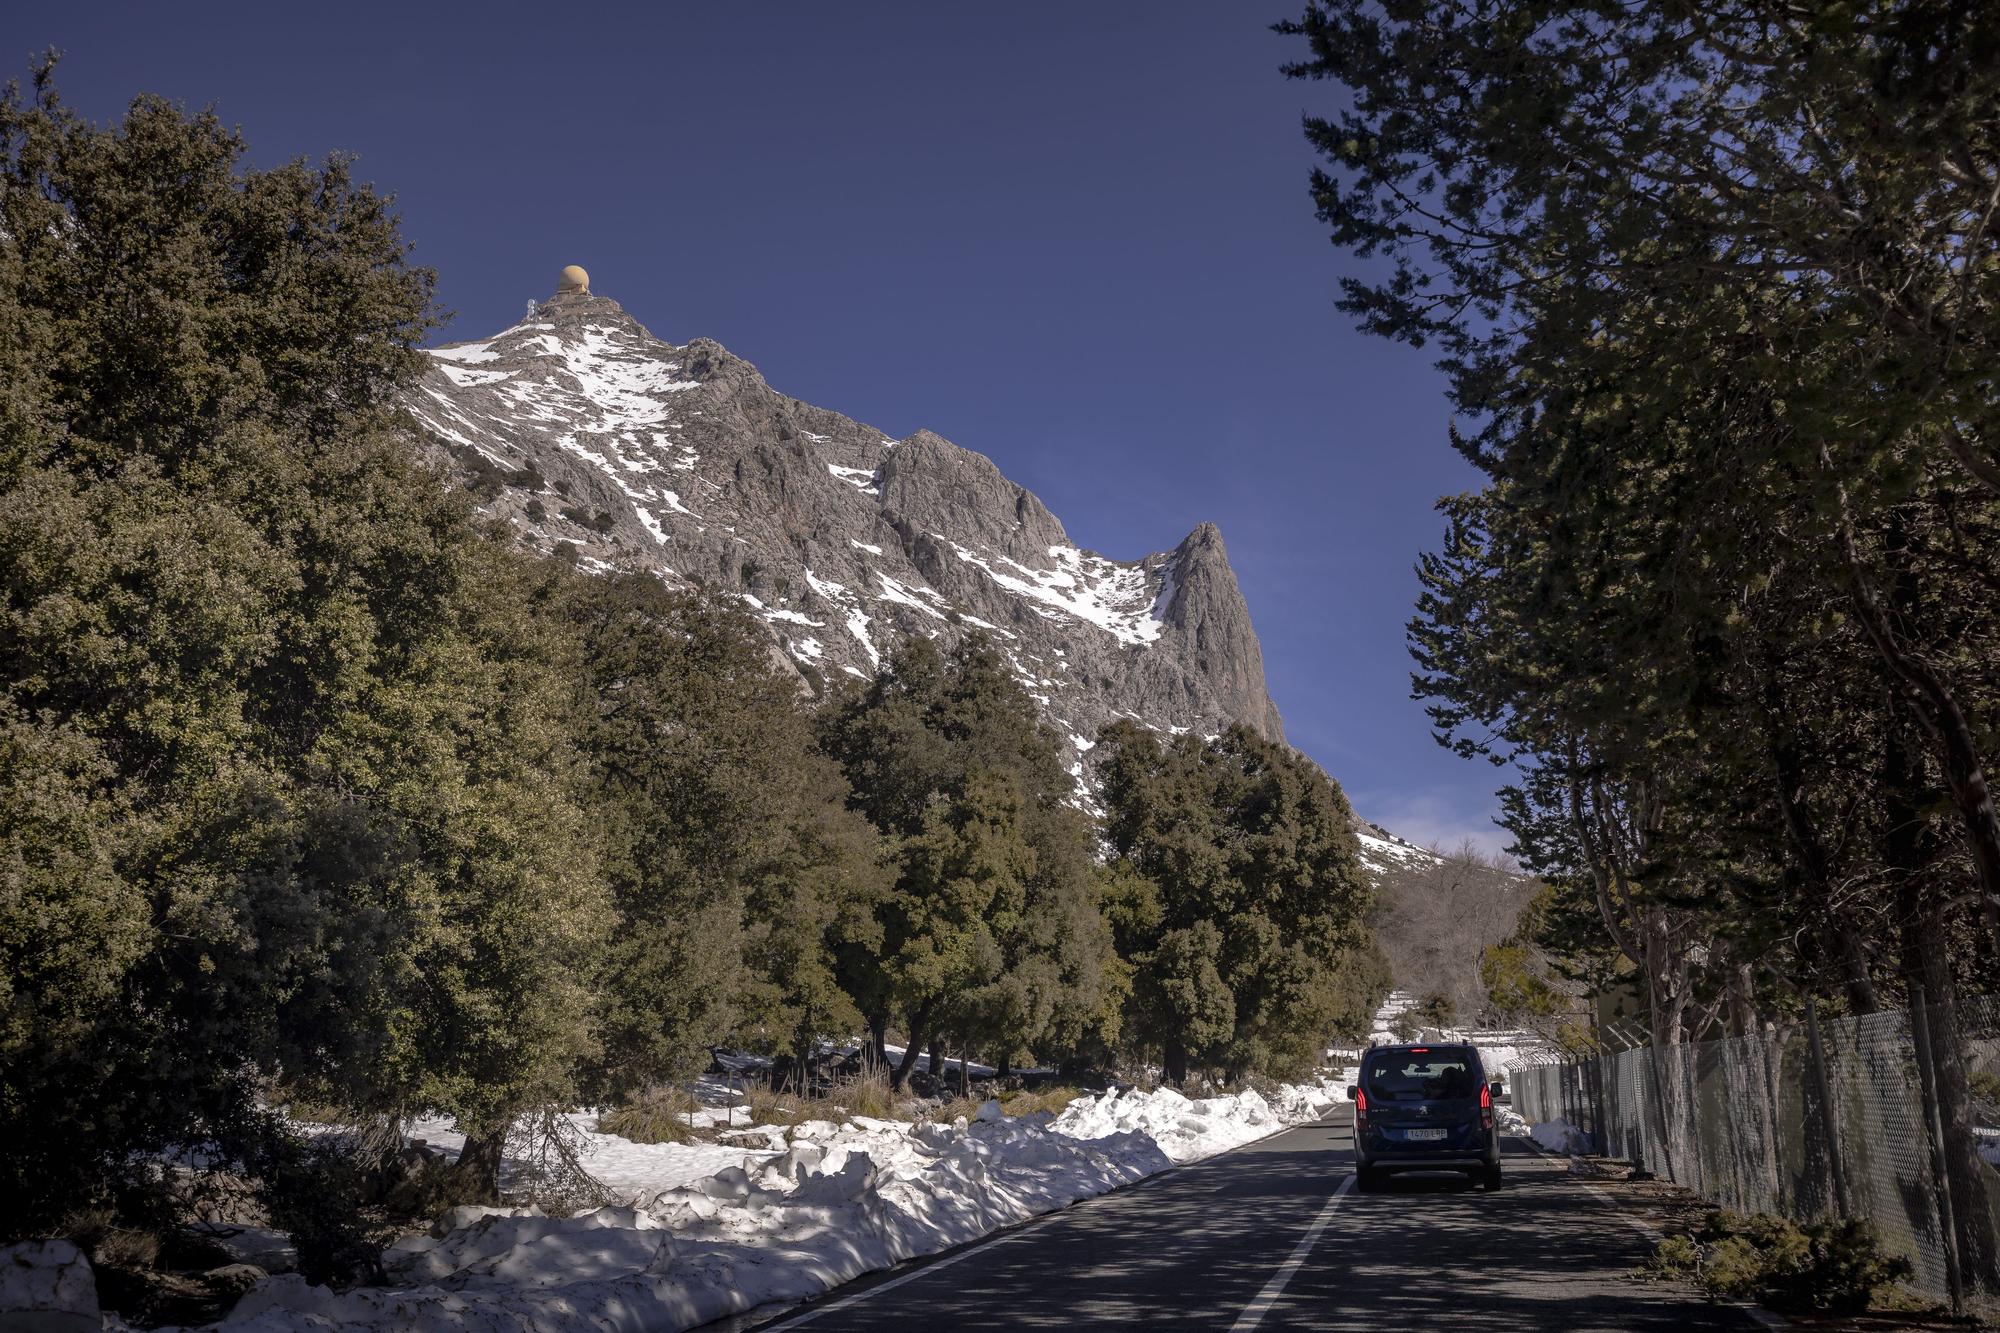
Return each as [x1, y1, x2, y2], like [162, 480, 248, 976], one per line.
[1642, 912, 1693, 1186]
[928, 1035, 947, 1089]
[1834, 924, 1882, 1016]
[1886, 702, 2000, 1286]
[452, 1128, 507, 1204]
[1906, 927, 1999, 1288]
[1765, 679, 1884, 1012]
[996, 1054, 1012, 1080]
[1837, 495, 2000, 943]
[1163, 1035, 1188, 1085]
[890, 1003, 931, 1091]
[1725, 959, 1759, 1039]
[867, 1013, 888, 1070]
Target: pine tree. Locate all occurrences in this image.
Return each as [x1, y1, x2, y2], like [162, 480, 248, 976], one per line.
[561, 571, 885, 1097]
[820, 637, 1112, 1086]
[0, 62, 610, 1219]
[1097, 722, 1373, 1082]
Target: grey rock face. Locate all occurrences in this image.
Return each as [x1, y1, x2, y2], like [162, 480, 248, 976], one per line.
[406, 288, 1285, 770]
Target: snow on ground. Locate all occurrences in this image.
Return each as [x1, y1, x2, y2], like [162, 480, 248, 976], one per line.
[1357, 989, 1546, 1081]
[1354, 828, 1443, 877]
[187, 996, 1544, 1331]
[403, 1112, 765, 1201]
[184, 1078, 1351, 1333]
[1055, 1084, 1304, 1165]
[1528, 1117, 1591, 1154]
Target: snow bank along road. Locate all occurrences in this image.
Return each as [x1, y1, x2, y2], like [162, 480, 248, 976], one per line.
[742, 1106, 1760, 1332]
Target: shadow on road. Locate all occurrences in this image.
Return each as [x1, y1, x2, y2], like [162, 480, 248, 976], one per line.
[778, 1127, 1350, 1330]
[1268, 1140, 1750, 1331]
[752, 1124, 1754, 1331]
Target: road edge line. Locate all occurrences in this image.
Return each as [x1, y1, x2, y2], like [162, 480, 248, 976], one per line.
[1227, 1171, 1357, 1331]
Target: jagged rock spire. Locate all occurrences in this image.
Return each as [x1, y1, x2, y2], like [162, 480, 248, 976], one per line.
[409, 285, 1289, 773]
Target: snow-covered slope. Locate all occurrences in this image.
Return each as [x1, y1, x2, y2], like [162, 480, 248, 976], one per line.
[1354, 821, 1445, 878]
[407, 283, 1285, 769]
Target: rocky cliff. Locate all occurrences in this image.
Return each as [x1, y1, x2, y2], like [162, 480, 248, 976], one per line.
[407, 284, 1284, 771]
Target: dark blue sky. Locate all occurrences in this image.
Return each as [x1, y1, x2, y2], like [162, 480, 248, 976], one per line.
[26, 2, 1504, 852]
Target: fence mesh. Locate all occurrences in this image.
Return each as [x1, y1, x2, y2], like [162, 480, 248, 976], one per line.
[1512, 993, 2000, 1305]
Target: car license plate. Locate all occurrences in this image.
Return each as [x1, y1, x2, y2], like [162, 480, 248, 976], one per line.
[1405, 1128, 1448, 1141]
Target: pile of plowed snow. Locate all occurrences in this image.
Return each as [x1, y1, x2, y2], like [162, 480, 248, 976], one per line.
[1051, 1079, 1348, 1163]
[181, 1082, 1346, 1332]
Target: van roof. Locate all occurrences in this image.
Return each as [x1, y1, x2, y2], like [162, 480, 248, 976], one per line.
[1363, 1043, 1479, 1059]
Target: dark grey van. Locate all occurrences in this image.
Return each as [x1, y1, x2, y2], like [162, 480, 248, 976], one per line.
[1347, 1043, 1502, 1191]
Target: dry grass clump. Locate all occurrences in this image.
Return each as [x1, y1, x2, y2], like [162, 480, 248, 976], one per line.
[65, 1207, 162, 1271]
[924, 1095, 989, 1124]
[742, 1086, 821, 1128]
[597, 1086, 702, 1145]
[924, 1086, 1089, 1123]
[999, 1086, 1088, 1117]
[828, 1067, 898, 1120]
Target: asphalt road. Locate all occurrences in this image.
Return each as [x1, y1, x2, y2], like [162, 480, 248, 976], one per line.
[745, 1107, 1761, 1332]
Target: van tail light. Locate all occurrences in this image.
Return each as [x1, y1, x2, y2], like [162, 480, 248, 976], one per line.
[1354, 1088, 1370, 1136]
[1479, 1080, 1494, 1130]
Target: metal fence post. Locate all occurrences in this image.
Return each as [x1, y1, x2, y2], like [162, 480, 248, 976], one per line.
[1803, 995, 1852, 1220]
[1910, 990, 1968, 1315]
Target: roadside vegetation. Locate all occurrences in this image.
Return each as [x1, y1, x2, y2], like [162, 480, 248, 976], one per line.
[1284, 0, 2000, 1292]
[0, 59, 1385, 1306]
[1366, 841, 1548, 1032]
[1645, 1211, 1914, 1316]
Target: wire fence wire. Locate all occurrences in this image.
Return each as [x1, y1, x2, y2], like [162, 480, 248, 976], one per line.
[1512, 993, 2000, 1306]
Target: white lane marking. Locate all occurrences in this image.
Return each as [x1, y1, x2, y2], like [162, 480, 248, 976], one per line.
[759, 1208, 1069, 1329]
[1228, 1171, 1357, 1331]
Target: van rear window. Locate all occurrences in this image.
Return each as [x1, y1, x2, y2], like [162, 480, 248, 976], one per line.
[1364, 1053, 1476, 1100]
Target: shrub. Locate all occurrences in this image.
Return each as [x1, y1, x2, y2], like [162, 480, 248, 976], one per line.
[1645, 1210, 1912, 1314]
[1412, 992, 1457, 1029]
[598, 1087, 701, 1145]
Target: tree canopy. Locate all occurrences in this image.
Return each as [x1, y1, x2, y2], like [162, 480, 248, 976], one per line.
[1283, 1, 2000, 1279]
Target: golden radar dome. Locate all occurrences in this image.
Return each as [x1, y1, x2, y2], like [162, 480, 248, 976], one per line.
[558, 264, 590, 294]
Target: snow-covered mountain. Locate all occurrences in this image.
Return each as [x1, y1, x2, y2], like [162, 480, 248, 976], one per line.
[407, 280, 1285, 773]
[1353, 821, 1446, 878]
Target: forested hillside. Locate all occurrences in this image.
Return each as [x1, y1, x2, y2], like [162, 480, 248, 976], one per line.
[0, 63, 1381, 1281]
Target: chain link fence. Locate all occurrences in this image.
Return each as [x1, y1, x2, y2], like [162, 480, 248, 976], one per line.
[1512, 993, 2000, 1307]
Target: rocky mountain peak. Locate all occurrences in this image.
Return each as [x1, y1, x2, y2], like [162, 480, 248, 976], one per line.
[406, 286, 1287, 772]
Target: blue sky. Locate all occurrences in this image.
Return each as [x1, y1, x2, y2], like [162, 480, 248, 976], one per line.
[25, 2, 1506, 853]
